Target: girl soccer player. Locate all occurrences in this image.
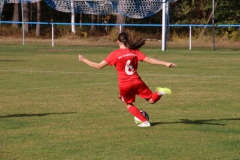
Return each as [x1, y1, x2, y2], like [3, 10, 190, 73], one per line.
[78, 32, 177, 127]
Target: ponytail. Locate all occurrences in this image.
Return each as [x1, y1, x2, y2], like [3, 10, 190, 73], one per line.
[117, 32, 145, 50]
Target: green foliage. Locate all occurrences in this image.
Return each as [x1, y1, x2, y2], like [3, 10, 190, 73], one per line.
[0, 42, 240, 159]
[170, 0, 212, 24]
[215, 0, 240, 24]
[170, 0, 240, 38]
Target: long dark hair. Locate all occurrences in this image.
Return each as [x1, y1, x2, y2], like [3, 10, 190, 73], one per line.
[117, 31, 145, 50]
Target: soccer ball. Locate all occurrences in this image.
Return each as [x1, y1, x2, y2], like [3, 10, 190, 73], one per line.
[134, 111, 149, 124]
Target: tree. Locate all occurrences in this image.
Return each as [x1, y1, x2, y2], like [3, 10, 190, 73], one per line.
[0, 1, 3, 23]
[89, 14, 96, 35]
[23, 3, 29, 33]
[36, 1, 40, 36]
[215, 0, 240, 24]
[116, 14, 126, 33]
[199, 0, 220, 38]
[12, 3, 19, 28]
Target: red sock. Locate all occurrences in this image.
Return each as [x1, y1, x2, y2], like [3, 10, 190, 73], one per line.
[128, 105, 147, 122]
[151, 92, 162, 103]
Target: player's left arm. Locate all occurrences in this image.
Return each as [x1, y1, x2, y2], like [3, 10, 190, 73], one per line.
[78, 54, 108, 69]
[143, 57, 177, 68]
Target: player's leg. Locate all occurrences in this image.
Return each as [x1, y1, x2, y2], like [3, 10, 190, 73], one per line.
[119, 86, 145, 119]
[147, 92, 162, 104]
[127, 104, 147, 122]
[136, 81, 161, 104]
[119, 93, 148, 122]
[119, 83, 150, 127]
[146, 87, 172, 104]
[119, 86, 150, 127]
[127, 104, 151, 127]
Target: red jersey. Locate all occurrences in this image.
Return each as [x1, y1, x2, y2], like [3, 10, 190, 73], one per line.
[105, 48, 146, 86]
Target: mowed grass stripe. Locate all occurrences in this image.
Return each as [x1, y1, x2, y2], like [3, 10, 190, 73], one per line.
[0, 44, 240, 160]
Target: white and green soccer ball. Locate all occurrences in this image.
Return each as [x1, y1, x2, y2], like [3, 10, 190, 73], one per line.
[134, 111, 149, 125]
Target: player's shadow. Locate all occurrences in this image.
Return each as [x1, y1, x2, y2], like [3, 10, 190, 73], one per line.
[0, 112, 77, 118]
[151, 117, 240, 126]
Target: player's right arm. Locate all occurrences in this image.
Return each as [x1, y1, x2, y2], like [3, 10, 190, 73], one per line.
[78, 54, 108, 69]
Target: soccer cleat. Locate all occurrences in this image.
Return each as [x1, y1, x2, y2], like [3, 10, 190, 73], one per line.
[137, 121, 151, 127]
[156, 87, 172, 95]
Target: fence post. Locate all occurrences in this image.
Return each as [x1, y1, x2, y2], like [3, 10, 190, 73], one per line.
[52, 23, 54, 47]
[162, 0, 166, 51]
[21, 0, 25, 45]
[119, 25, 122, 33]
[212, 0, 215, 50]
[189, 26, 192, 50]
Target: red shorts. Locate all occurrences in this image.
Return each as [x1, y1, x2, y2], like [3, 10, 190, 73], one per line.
[118, 80, 152, 104]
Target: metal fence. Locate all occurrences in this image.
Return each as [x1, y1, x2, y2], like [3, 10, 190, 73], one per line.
[0, 21, 240, 50]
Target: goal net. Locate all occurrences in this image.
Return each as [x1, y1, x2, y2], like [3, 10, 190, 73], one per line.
[1, 0, 175, 20]
[44, 0, 164, 19]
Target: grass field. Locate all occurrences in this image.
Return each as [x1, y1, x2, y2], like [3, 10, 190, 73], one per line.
[0, 42, 240, 160]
